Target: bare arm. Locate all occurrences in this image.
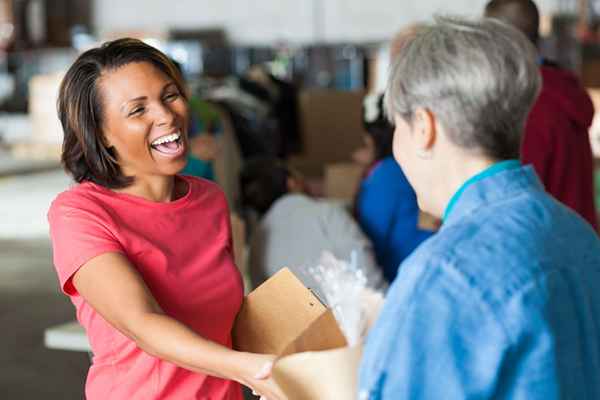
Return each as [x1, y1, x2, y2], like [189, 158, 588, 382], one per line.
[73, 252, 284, 399]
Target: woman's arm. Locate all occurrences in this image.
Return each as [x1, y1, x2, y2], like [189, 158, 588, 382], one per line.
[73, 251, 284, 399]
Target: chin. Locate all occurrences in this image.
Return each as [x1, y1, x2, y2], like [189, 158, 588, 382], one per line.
[416, 195, 433, 215]
[161, 158, 188, 176]
[416, 196, 426, 212]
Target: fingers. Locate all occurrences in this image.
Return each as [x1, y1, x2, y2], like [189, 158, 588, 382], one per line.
[254, 360, 274, 379]
[249, 378, 285, 400]
[251, 388, 270, 400]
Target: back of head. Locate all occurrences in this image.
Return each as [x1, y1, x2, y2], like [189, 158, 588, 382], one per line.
[389, 24, 424, 61]
[484, 0, 540, 45]
[385, 16, 541, 160]
[240, 157, 290, 216]
[361, 25, 426, 162]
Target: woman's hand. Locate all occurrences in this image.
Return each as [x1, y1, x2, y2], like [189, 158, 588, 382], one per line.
[231, 352, 286, 400]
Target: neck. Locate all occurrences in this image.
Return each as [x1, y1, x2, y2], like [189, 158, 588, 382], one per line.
[116, 174, 178, 202]
[429, 155, 497, 217]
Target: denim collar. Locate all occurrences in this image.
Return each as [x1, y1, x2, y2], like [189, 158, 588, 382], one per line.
[442, 164, 543, 228]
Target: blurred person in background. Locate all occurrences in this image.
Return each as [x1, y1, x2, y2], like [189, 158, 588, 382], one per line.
[180, 96, 222, 180]
[240, 157, 385, 293]
[485, 0, 598, 231]
[359, 17, 600, 399]
[355, 25, 436, 283]
[171, 59, 222, 181]
[48, 38, 284, 400]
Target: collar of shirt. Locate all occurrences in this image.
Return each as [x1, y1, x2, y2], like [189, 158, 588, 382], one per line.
[442, 160, 537, 225]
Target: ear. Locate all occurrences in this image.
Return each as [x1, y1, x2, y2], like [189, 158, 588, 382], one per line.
[412, 107, 436, 152]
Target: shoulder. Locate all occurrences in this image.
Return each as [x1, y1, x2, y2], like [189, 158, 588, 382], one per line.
[183, 175, 228, 205]
[49, 182, 109, 219]
[372, 157, 404, 177]
[370, 157, 410, 190]
[47, 182, 121, 244]
[364, 158, 410, 189]
[317, 198, 354, 222]
[428, 189, 598, 298]
[184, 174, 220, 193]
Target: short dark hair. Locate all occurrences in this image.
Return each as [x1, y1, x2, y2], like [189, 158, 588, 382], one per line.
[240, 157, 290, 215]
[57, 38, 186, 188]
[362, 94, 394, 161]
[485, 0, 540, 45]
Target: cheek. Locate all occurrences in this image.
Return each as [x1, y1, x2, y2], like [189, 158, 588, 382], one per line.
[392, 130, 408, 166]
[106, 121, 151, 158]
[392, 127, 418, 186]
[173, 99, 190, 138]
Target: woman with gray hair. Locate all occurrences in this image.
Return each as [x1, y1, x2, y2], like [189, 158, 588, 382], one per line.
[358, 16, 600, 399]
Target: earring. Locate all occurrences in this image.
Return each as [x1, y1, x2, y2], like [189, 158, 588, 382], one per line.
[416, 149, 432, 159]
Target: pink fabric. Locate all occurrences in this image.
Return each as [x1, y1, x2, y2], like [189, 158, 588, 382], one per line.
[48, 176, 244, 400]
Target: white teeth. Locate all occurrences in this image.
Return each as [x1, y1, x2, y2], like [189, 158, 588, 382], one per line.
[151, 132, 180, 146]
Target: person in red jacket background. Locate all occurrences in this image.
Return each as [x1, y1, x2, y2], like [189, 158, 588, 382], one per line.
[485, 0, 599, 231]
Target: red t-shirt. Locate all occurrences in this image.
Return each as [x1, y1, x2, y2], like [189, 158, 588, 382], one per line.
[48, 176, 244, 400]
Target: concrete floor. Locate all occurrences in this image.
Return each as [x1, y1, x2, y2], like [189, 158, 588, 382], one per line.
[0, 170, 89, 399]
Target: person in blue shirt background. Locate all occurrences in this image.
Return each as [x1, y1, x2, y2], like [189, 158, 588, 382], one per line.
[359, 16, 600, 400]
[356, 92, 435, 283]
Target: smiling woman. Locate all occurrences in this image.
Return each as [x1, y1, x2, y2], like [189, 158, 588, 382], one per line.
[58, 39, 189, 191]
[48, 39, 284, 400]
[98, 61, 189, 189]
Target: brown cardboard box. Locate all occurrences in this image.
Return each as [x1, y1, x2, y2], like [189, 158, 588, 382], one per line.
[233, 268, 363, 400]
[272, 345, 363, 400]
[289, 89, 366, 178]
[324, 162, 364, 201]
[233, 268, 347, 356]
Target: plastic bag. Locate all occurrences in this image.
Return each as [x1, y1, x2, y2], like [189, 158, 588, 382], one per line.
[307, 251, 384, 346]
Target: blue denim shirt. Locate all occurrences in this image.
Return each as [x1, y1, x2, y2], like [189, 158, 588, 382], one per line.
[359, 165, 600, 399]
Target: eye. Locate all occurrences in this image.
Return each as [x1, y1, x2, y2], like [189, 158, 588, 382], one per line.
[128, 106, 145, 117]
[164, 92, 180, 102]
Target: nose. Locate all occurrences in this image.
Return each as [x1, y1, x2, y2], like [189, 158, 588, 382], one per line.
[154, 102, 176, 128]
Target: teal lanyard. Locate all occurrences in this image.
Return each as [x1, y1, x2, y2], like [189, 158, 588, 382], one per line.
[443, 160, 521, 221]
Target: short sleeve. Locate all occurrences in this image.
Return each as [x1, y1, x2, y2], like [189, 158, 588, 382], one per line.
[48, 193, 124, 296]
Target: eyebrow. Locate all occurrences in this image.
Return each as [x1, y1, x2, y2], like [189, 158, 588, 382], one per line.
[119, 82, 178, 113]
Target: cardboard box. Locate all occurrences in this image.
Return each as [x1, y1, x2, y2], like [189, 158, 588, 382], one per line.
[233, 268, 362, 400]
[272, 345, 363, 400]
[233, 268, 347, 356]
[324, 162, 364, 202]
[289, 89, 366, 178]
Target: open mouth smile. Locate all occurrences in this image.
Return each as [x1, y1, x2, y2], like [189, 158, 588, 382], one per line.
[150, 131, 184, 156]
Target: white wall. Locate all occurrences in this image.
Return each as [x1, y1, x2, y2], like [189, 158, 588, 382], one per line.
[94, 0, 560, 44]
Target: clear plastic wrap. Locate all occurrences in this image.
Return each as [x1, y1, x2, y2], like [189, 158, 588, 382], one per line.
[307, 251, 384, 346]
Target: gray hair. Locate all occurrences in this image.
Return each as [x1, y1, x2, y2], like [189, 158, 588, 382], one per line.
[385, 16, 541, 159]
